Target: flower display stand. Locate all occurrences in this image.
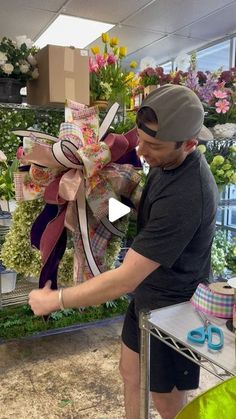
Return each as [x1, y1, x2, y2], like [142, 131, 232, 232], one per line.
[0, 278, 36, 308]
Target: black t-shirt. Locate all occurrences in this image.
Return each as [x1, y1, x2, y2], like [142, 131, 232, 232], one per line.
[131, 150, 219, 312]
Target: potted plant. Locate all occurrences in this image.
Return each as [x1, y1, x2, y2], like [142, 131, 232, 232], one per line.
[89, 33, 136, 107]
[0, 262, 17, 294]
[0, 36, 39, 103]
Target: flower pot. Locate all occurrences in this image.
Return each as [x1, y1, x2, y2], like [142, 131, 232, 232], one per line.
[91, 100, 108, 110]
[0, 78, 23, 104]
[0, 199, 16, 213]
[0, 211, 12, 227]
[0, 269, 17, 293]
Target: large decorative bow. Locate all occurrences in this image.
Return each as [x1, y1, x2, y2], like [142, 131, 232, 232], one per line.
[13, 101, 142, 289]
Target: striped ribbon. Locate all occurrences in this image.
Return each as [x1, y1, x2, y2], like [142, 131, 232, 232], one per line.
[191, 283, 234, 319]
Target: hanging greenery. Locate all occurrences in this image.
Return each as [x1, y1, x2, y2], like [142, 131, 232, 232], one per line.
[0, 106, 64, 160]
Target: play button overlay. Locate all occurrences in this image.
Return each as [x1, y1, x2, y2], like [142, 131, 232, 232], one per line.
[108, 198, 130, 222]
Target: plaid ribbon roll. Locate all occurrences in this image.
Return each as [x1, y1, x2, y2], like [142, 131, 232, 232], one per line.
[191, 282, 234, 319]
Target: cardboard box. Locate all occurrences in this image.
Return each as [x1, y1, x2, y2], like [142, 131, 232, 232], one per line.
[27, 45, 89, 106]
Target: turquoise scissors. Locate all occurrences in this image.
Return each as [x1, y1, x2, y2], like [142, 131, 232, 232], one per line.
[187, 310, 224, 350]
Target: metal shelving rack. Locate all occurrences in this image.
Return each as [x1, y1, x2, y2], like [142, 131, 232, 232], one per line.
[139, 302, 236, 419]
[0, 278, 36, 308]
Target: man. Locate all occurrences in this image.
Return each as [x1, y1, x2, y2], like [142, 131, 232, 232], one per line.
[29, 84, 218, 419]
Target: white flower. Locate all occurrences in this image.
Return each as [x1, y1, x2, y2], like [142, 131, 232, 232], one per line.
[15, 35, 27, 48]
[212, 123, 236, 139]
[0, 150, 7, 162]
[1, 63, 14, 75]
[19, 62, 30, 73]
[25, 38, 33, 48]
[27, 54, 37, 66]
[31, 67, 39, 79]
[0, 51, 7, 65]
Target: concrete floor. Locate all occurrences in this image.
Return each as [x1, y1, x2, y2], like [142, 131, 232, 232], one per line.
[0, 317, 220, 419]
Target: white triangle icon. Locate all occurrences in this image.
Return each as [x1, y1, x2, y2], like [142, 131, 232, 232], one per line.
[108, 198, 130, 222]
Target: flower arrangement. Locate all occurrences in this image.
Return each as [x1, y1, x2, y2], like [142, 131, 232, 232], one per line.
[0, 36, 39, 84]
[89, 33, 136, 103]
[198, 142, 236, 186]
[0, 150, 18, 201]
[139, 66, 171, 87]
[137, 59, 236, 130]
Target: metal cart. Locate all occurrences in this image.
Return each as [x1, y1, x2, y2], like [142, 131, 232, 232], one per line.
[139, 301, 236, 419]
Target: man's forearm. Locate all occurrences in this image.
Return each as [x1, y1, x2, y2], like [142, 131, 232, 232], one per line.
[62, 265, 131, 309]
[29, 248, 159, 316]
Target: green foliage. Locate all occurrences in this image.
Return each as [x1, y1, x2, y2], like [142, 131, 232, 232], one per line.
[110, 110, 136, 134]
[1, 200, 43, 276]
[226, 238, 236, 273]
[0, 107, 64, 160]
[0, 108, 34, 159]
[0, 298, 129, 340]
[57, 248, 74, 287]
[0, 156, 19, 200]
[211, 230, 231, 277]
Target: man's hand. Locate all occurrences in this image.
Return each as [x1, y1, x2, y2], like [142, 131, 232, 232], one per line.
[28, 281, 59, 316]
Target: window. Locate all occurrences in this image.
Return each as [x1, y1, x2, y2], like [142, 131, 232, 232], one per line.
[196, 40, 230, 72]
[160, 61, 172, 72]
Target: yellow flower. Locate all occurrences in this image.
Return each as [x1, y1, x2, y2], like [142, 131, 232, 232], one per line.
[125, 72, 135, 83]
[102, 33, 110, 43]
[197, 145, 206, 154]
[130, 61, 137, 69]
[119, 46, 127, 58]
[110, 37, 119, 47]
[212, 155, 225, 165]
[91, 46, 100, 55]
[231, 173, 236, 183]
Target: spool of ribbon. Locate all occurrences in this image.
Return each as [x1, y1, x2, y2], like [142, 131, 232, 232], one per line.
[191, 282, 235, 319]
[227, 277, 236, 330]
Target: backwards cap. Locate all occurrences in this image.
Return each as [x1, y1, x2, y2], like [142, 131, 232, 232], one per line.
[139, 84, 213, 142]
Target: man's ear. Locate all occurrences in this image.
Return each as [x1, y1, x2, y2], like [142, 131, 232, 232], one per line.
[184, 139, 198, 152]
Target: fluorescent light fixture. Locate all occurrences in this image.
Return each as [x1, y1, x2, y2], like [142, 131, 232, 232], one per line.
[35, 14, 114, 49]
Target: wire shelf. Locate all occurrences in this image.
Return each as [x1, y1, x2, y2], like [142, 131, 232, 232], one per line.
[0, 278, 37, 308]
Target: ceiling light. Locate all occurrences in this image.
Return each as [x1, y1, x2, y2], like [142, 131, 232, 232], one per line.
[35, 14, 114, 49]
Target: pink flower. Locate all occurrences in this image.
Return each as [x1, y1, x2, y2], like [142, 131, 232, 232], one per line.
[213, 90, 228, 99]
[215, 99, 230, 114]
[89, 57, 99, 73]
[95, 54, 106, 68]
[16, 146, 24, 160]
[107, 53, 116, 65]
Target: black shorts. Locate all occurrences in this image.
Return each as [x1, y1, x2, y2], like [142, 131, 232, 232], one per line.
[121, 300, 200, 393]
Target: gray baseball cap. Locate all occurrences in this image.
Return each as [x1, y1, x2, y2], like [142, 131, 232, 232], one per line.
[139, 84, 213, 142]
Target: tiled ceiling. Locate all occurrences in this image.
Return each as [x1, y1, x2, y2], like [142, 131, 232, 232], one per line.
[0, 0, 236, 67]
